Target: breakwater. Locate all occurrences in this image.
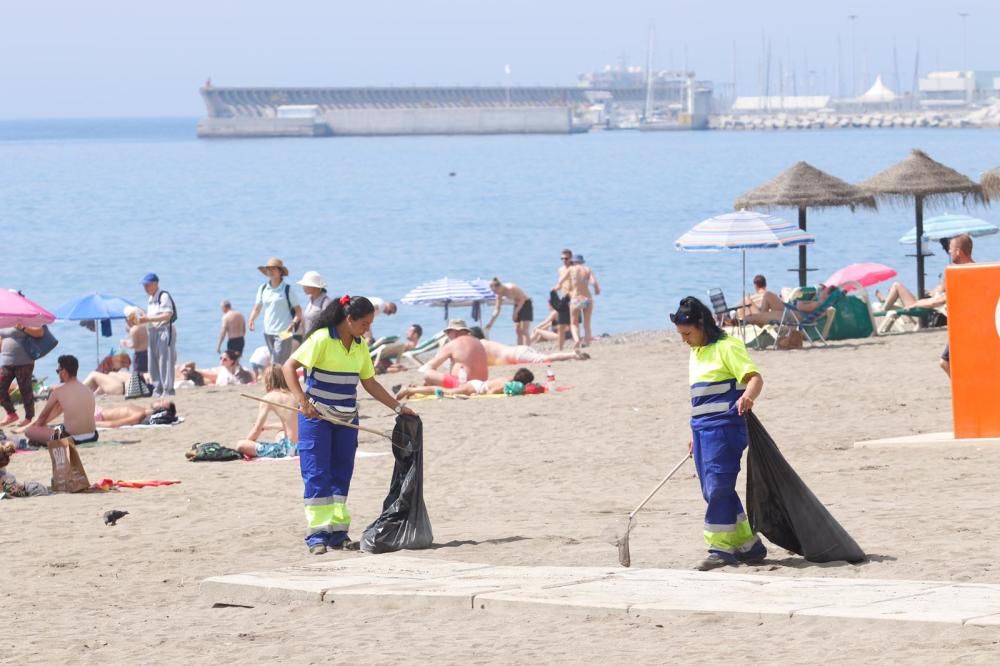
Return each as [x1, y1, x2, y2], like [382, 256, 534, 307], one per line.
[711, 103, 1000, 131]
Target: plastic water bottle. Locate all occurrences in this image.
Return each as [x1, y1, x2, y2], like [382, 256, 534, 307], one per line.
[546, 366, 556, 393]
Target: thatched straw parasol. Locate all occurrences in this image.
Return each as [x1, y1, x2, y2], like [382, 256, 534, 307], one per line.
[983, 168, 1000, 203]
[858, 149, 983, 300]
[735, 162, 877, 287]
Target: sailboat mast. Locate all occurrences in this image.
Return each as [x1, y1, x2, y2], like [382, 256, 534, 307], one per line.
[644, 26, 655, 120]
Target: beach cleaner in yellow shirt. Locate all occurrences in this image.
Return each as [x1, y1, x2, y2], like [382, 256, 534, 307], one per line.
[670, 296, 767, 571]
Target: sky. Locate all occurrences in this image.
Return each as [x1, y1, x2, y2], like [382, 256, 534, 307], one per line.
[1, 0, 998, 118]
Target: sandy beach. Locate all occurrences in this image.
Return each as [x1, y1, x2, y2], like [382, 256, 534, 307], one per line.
[4, 327, 999, 664]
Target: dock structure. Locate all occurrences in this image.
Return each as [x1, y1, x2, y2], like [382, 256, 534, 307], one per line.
[196, 81, 711, 138]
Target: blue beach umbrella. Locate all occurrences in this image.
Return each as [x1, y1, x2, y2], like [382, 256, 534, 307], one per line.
[52, 293, 137, 365]
[898, 213, 998, 244]
[400, 277, 496, 321]
[675, 210, 815, 304]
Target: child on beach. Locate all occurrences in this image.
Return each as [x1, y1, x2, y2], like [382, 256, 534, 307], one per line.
[236, 365, 299, 459]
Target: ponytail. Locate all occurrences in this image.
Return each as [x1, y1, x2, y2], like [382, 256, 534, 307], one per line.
[307, 295, 375, 339]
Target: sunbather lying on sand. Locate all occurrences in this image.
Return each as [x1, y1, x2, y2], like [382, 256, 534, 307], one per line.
[469, 327, 588, 365]
[83, 354, 143, 395]
[235, 366, 298, 458]
[176, 351, 252, 388]
[94, 400, 177, 428]
[396, 368, 535, 399]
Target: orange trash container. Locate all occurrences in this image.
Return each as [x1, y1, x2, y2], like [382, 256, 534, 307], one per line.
[946, 262, 1000, 438]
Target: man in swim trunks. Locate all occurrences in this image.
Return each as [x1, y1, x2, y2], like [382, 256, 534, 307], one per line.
[94, 400, 177, 428]
[396, 368, 535, 400]
[216, 299, 247, 355]
[24, 355, 99, 445]
[484, 278, 533, 345]
[418, 319, 489, 388]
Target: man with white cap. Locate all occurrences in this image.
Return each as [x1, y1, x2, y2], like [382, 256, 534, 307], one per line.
[216, 300, 247, 355]
[248, 257, 302, 366]
[297, 271, 331, 335]
[417, 318, 488, 388]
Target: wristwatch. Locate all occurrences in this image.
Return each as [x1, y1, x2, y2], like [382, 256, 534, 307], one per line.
[393, 404, 403, 414]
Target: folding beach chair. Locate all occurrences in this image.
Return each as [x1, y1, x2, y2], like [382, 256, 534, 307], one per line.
[707, 288, 773, 349]
[772, 287, 842, 347]
[398, 331, 448, 369]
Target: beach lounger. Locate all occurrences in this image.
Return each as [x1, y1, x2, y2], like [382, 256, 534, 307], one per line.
[398, 331, 448, 369]
[873, 304, 946, 334]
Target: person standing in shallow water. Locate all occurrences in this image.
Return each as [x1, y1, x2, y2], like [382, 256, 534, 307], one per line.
[282, 295, 416, 555]
[670, 296, 767, 571]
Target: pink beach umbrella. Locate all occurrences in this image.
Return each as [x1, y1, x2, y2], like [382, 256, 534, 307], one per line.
[824, 263, 897, 292]
[0, 289, 56, 328]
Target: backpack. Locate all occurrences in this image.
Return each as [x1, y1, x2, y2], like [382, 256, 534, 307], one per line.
[186, 442, 242, 462]
[159, 291, 177, 325]
[258, 282, 295, 319]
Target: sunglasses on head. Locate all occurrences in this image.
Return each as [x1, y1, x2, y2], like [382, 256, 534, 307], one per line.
[670, 311, 694, 324]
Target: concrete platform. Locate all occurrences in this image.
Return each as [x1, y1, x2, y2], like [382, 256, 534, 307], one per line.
[202, 554, 1000, 627]
[854, 431, 1000, 449]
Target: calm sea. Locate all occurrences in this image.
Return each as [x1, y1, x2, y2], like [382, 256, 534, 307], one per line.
[3, 118, 998, 377]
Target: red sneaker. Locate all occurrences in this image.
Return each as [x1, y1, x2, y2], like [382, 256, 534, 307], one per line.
[1, 413, 18, 426]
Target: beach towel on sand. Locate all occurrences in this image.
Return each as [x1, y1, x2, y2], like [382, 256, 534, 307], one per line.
[361, 414, 433, 554]
[745, 412, 865, 564]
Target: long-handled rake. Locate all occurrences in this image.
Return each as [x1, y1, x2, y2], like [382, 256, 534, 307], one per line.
[239, 393, 394, 440]
[615, 452, 691, 567]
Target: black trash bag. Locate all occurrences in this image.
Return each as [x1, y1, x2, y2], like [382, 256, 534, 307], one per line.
[745, 412, 866, 563]
[361, 414, 433, 554]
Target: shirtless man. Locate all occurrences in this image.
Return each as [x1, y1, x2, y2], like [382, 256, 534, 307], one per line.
[554, 254, 601, 349]
[24, 355, 99, 445]
[418, 319, 489, 387]
[94, 400, 177, 428]
[736, 275, 787, 326]
[235, 365, 298, 458]
[484, 278, 533, 345]
[877, 235, 974, 316]
[469, 327, 588, 365]
[217, 300, 247, 355]
[397, 368, 535, 400]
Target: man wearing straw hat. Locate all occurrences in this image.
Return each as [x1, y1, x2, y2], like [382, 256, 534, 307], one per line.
[248, 258, 303, 366]
[416, 319, 488, 388]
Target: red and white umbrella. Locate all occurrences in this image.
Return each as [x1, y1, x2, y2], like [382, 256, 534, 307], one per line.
[824, 263, 897, 292]
[0, 289, 56, 328]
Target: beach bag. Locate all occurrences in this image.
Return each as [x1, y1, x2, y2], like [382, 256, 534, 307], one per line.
[745, 412, 865, 563]
[124, 371, 153, 400]
[361, 415, 433, 553]
[775, 329, 804, 350]
[22, 326, 59, 361]
[186, 442, 242, 462]
[48, 437, 91, 493]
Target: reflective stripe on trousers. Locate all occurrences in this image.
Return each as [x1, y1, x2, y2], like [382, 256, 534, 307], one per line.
[691, 420, 757, 555]
[298, 412, 358, 547]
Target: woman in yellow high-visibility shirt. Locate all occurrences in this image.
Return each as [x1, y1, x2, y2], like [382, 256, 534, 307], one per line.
[283, 295, 416, 555]
[670, 296, 766, 571]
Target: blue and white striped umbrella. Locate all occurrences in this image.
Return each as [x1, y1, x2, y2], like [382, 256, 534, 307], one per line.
[676, 211, 815, 307]
[898, 213, 998, 244]
[675, 210, 815, 251]
[401, 277, 496, 320]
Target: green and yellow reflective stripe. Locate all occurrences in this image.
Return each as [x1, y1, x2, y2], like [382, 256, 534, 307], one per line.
[703, 516, 755, 553]
[304, 502, 351, 535]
